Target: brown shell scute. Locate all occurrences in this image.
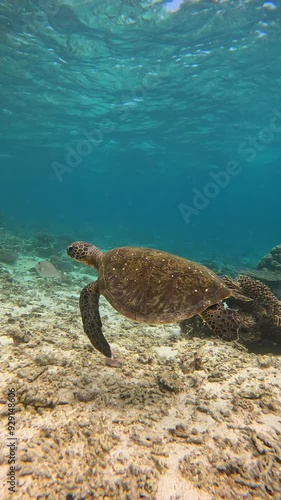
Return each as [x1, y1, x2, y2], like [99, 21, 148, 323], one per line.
[98, 247, 230, 323]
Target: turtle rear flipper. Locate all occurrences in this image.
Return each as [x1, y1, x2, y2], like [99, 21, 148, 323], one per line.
[80, 281, 112, 357]
[200, 303, 239, 341]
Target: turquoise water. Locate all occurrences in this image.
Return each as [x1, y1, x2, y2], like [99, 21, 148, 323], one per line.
[1, 0, 281, 265]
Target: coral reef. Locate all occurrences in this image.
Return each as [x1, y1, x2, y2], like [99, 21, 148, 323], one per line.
[0, 228, 281, 498]
[241, 268, 281, 283]
[0, 247, 18, 264]
[232, 276, 281, 318]
[228, 275, 281, 342]
[237, 245, 281, 299]
[257, 244, 281, 272]
[180, 275, 281, 345]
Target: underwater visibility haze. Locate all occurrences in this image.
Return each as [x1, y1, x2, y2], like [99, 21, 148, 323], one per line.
[2, 1, 281, 499]
[0, 0, 281, 263]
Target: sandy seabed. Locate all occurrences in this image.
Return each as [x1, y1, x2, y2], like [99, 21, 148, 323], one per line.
[0, 257, 281, 500]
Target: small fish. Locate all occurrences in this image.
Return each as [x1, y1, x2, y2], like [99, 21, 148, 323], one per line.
[35, 261, 63, 279]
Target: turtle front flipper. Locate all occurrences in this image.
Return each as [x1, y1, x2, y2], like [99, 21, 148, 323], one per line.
[200, 303, 239, 341]
[79, 281, 112, 357]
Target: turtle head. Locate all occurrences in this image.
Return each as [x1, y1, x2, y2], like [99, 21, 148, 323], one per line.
[67, 242, 102, 269]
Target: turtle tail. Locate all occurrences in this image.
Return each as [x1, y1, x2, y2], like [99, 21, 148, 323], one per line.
[200, 303, 239, 341]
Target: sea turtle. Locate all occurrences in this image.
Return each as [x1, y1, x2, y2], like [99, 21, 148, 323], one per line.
[67, 242, 250, 358]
